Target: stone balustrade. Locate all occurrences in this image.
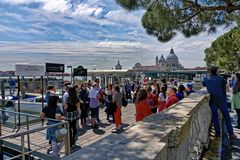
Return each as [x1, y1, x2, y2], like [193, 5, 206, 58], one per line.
[64, 90, 211, 160]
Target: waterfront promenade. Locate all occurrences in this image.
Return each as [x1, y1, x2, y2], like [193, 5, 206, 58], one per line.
[0, 102, 137, 159]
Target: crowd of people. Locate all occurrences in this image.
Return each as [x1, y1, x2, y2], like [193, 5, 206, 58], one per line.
[39, 77, 197, 158]
[36, 63, 240, 159]
[39, 64, 240, 159]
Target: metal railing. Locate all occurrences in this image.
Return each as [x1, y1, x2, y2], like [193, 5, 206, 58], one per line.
[0, 109, 70, 159]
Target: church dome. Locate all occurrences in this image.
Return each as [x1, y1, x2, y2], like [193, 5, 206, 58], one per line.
[166, 48, 178, 61]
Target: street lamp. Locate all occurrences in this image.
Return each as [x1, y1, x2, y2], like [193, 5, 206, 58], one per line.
[67, 66, 73, 84]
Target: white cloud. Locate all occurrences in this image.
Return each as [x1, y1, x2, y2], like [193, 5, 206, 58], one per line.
[105, 10, 140, 25]
[1, 0, 34, 4]
[0, 0, 234, 70]
[0, 24, 42, 34]
[72, 3, 103, 17]
[42, 0, 69, 13]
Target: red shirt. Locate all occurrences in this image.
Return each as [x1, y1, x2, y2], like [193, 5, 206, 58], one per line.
[135, 99, 152, 121]
[147, 93, 159, 108]
[164, 95, 179, 109]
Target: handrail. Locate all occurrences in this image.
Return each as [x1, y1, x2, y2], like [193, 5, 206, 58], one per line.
[0, 120, 67, 140]
[0, 109, 71, 159]
[0, 109, 59, 122]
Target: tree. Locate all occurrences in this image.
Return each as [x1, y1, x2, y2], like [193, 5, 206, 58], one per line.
[204, 27, 240, 72]
[116, 0, 240, 42]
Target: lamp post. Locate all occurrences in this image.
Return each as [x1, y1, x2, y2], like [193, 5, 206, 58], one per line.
[237, 51, 240, 71]
[67, 66, 73, 84]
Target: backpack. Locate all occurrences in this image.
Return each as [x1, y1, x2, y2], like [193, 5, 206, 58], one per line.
[122, 97, 128, 107]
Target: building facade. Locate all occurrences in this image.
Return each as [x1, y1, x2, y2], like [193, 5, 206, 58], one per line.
[115, 60, 122, 70]
[133, 48, 184, 71]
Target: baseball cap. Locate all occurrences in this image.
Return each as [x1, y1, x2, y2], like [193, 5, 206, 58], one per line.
[186, 83, 193, 88]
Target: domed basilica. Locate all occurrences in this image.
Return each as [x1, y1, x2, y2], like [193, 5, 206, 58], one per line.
[133, 48, 184, 71]
[156, 48, 184, 71]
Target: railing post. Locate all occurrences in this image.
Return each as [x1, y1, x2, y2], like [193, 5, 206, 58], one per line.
[64, 122, 71, 155]
[13, 100, 17, 129]
[0, 116, 3, 159]
[26, 115, 30, 159]
[17, 76, 21, 131]
[21, 134, 25, 160]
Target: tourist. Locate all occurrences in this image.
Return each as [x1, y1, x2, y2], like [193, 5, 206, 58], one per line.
[231, 72, 240, 129]
[146, 86, 159, 113]
[164, 86, 179, 109]
[124, 80, 132, 100]
[89, 82, 100, 129]
[79, 84, 90, 127]
[158, 86, 167, 112]
[95, 78, 103, 123]
[202, 65, 236, 138]
[151, 80, 157, 94]
[46, 85, 56, 103]
[230, 74, 236, 89]
[176, 84, 185, 100]
[160, 78, 167, 88]
[135, 88, 152, 121]
[185, 83, 195, 96]
[63, 85, 69, 105]
[174, 80, 178, 87]
[112, 85, 123, 130]
[133, 81, 141, 103]
[8, 77, 16, 96]
[105, 84, 114, 121]
[154, 83, 161, 96]
[40, 96, 65, 159]
[64, 86, 80, 148]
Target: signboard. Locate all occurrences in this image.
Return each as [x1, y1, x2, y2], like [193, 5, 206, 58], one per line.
[46, 63, 65, 73]
[73, 66, 87, 76]
[15, 64, 45, 77]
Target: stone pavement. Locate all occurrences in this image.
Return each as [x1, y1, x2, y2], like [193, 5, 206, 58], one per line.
[222, 112, 240, 160]
[70, 102, 136, 150]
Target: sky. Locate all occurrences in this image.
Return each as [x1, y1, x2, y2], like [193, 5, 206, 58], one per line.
[0, 0, 233, 71]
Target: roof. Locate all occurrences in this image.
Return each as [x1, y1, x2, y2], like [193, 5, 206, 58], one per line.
[166, 48, 178, 61]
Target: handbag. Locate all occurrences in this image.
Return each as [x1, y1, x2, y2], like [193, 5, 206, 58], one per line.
[55, 127, 67, 142]
[122, 97, 128, 107]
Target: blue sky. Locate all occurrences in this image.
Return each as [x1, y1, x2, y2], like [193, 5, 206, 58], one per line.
[0, 0, 233, 70]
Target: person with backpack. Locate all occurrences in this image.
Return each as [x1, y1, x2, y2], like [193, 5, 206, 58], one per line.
[40, 96, 65, 159]
[112, 85, 123, 131]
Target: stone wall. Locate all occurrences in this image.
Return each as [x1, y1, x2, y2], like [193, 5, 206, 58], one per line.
[64, 90, 211, 160]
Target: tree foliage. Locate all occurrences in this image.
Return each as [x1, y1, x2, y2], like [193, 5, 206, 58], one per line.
[204, 27, 240, 72]
[116, 0, 240, 42]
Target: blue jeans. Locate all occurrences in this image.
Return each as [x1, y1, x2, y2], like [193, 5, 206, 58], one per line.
[96, 106, 100, 123]
[209, 101, 233, 135]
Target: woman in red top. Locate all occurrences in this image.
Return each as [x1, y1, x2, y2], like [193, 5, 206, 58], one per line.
[146, 86, 159, 113]
[135, 89, 152, 121]
[164, 87, 179, 109]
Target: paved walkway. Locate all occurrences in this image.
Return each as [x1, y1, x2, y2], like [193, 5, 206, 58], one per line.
[222, 112, 240, 160]
[69, 103, 136, 153]
[0, 102, 137, 159]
